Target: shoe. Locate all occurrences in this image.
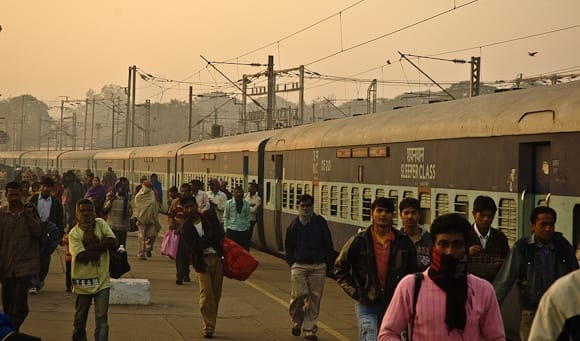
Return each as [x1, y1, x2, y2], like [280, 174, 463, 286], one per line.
[176, 280, 183, 285]
[203, 332, 213, 338]
[146, 251, 152, 258]
[28, 287, 39, 295]
[304, 335, 318, 340]
[292, 327, 301, 336]
[184, 276, 190, 282]
[138, 255, 147, 260]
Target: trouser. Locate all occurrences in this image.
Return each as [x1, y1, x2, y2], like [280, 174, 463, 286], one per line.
[355, 296, 388, 341]
[30, 254, 51, 289]
[226, 228, 250, 251]
[197, 253, 223, 334]
[1, 275, 31, 332]
[175, 238, 191, 281]
[66, 261, 72, 290]
[137, 223, 157, 257]
[72, 288, 110, 341]
[519, 309, 535, 341]
[289, 262, 326, 337]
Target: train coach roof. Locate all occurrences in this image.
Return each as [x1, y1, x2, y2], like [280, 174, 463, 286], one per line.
[266, 81, 580, 151]
[130, 141, 194, 158]
[59, 150, 100, 160]
[20, 150, 65, 160]
[0, 151, 28, 159]
[177, 130, 275, 156]
[93, 147, 135, 160]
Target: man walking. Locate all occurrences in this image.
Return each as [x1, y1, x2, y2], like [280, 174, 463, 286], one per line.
[335, 197, 418, 341]
[398, 197, 431, 271]
[0, 182, 42, 331]
[493, 206, 578, 341]
[28, 176, 64, 294]
[284, 194, 334, 340]
[378, 213, 505, 340]
[69, 199, 117, 341]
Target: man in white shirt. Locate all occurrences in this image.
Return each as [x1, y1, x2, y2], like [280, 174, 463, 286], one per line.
[208, 179, 227, 228]
[244, 182, 262, 242]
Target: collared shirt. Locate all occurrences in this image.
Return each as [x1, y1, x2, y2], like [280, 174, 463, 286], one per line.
[473, 224, 491, 249]
[36, 194, 52, 222]
[372, 227, 395, 288]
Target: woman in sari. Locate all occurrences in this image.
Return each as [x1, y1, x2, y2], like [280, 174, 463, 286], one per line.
[84, 177, 107, 219]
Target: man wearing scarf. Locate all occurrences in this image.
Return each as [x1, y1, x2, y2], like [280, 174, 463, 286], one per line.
[223, 186, 250, 250]
[378, 213, 505, 341]
[68, 199, 117, 341]
[103, 177, 132, 249]
[132, 181, 161, 259]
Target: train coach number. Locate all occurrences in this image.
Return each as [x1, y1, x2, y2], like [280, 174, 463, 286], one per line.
[321, 160, 332, 172]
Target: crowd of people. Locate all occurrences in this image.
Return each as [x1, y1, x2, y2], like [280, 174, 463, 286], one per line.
[1, 166, 578, 341]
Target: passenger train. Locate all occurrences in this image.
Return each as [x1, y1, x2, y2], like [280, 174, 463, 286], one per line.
[1, 81, 579, 259]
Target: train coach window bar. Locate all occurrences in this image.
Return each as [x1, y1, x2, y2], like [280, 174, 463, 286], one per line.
[389, 190, 399, 227]
[340, 186, 349, 220]
[296, 183, 303, 207]
[362, 188, 372, 221]
[351, 187, 361, 221]
[454, 195, 469, 219]
[289, 183, 295, 210]
[419, 193, 432, 226]
[321, 185, 329, 216]
[282, 182, 288, 209]
[435, 193, 450, 217]
[498, 198, 517, 245]
[376, 188, 385, 199]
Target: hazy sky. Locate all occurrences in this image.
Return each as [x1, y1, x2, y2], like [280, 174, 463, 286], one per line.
[2, 0, 579, 111]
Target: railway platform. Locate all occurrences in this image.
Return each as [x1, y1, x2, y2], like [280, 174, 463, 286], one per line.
[8, 216, 359, 341]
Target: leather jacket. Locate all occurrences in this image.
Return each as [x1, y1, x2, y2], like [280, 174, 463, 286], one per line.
[334, 226, 418, 306]
[493, 232, 579, 310]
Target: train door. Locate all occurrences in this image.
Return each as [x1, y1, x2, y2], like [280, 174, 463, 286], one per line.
[573, 205, 580, 262]
[518, 142, 551, 239]
[273, 154, 284, 252]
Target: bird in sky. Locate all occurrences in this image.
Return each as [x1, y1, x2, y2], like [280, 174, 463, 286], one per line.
[528, 51, 538, 57]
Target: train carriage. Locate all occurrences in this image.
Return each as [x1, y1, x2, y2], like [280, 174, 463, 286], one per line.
[177, 130, 275, 247]
[0, 151, 27, 168]
[263, 81, 580, 257]
[20, 150, 65, 171]
[93, 148, 135, 185]
[58, 150, 99, 174]
[129, 141, 193, 210]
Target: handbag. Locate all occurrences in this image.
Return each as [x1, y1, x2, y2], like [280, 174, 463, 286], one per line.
[221, 237, 259, 281]
[109, 248, 131, 279]
[160, 229, 180, 259]
[129, 217, 138, 232]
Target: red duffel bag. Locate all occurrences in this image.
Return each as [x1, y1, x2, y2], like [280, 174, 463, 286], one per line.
[221, 237, 259, 281]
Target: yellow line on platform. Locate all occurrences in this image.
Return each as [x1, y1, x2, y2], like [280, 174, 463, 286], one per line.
[244, 280, 351, 341]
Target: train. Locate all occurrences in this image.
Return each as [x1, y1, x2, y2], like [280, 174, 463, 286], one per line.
[1, 80, 579, 260]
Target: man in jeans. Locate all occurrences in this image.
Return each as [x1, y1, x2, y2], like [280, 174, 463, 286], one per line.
[69, 199, 117, 341]
[284, 194, 334, 340]
[335, 197, 418, 341]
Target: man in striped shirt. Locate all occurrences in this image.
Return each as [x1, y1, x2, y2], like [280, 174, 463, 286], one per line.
[378, 213, 505, 341]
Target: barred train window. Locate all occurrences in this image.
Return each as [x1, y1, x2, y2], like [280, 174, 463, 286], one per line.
[419, 192, 431, 226]
[330, 186, 338, 217]
[340, 187, 349, 219]
[435, 193, 449, 217]
[321, 185, 329, 216]
[296, 183, 303, 208]
[362, 188, 372, 221]
[289, 183, 295, 210]
[389, 190, 399, 227]
[282, 182, 288, 209]
[304, 184, 311, 196]
[351, 187, 361, 221]
[454, 195, 469, 219]
[376, 188, 385, 198]
[498, 199, 517, 245]
[403, 191, 413, 198]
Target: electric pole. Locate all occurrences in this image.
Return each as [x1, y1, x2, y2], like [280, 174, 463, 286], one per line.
[266, 55, 274, 130]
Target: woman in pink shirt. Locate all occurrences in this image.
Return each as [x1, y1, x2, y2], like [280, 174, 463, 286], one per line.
[378, 213, 505, 341]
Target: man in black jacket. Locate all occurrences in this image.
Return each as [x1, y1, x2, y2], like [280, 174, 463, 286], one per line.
[493, 206, 578, 341]
[28, 176, 64, 294]
[335, 197, 418, 341]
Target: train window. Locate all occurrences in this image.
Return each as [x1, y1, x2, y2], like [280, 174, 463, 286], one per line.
[403, 191, 413, 198]
[454, 195, 469, 219]
[498, 199, 517, 245]
[304, 184, 311, 195]
[351, 187, 360, 221]
[419, 193, 432, 226]
[266, 182, 271, 205]
[330, 186, 338, 217]
[312, 184, 319, 213]
[389, 190, 399, 227]
[340, 186, 349, 219]
[289, 183, 295, 210]
[362, 188, 372, 221]
[376, 188, 385, 198]
[296, 183, 303, 207]
[321, 185, 329, 216]
[282, 182, 288, 209]
[435, 193, 450, 217]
